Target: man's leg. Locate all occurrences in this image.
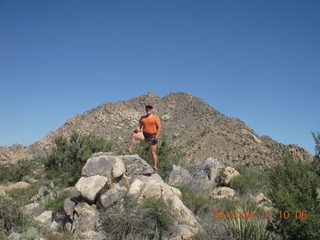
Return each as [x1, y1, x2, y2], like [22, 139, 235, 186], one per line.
[128, 132, 144, 152]
[149, 143, 158, 169]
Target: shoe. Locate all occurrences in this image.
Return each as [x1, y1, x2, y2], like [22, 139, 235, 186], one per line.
[127, 147, 133, 154]
[152, 168, 159, 174]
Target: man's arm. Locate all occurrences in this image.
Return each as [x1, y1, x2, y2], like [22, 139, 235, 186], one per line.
[155, 117, 161, 138]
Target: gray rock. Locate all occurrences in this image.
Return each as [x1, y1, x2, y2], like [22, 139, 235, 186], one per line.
[34, 211, 53, 225]
[50, 220, 63, 232]
[210, 187, 235, 199]
[75, 176, 108, 202]
[63, 186, 81, 198]
[64, 197, 76, 219]
[221, 167, 240, 186]
[118, 154, 154, 176]
[21, 202, 41, 215]
[8, 232, 21, 240]
[127, 174, 202, 238]
[112, 157, 126, 178]
[65, 222, 74, 232]
[100, 185, 127, 208]
[193, 158, 225, 191]
[168, 165, 193, 186]
[74, 203, 100, 233]
[82, 153, 122, 180]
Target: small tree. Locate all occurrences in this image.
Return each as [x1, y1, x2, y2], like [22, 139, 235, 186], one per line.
[43, 131, 113, 186]
[267, 152, 320, 240]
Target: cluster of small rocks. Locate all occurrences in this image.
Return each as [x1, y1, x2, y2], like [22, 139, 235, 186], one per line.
[168, 157, 270, 204]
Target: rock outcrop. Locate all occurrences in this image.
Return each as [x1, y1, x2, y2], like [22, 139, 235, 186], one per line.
[169, 158, 225, 192]
[63, 152, 202, 240]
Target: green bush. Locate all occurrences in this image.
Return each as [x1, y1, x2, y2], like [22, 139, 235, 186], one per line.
[174, 185, 213, 215]
[100, 194, 175, 239]
[0, 159, 35, 184]
[133, 135, 185, 181]
[267, 152, 320, 240]
[0, 196, 32, 236]
[232, 166, 267, 195]
[7, 181, 42, 207]
[42, 131, 113, 187]
[311, 131, 320, 176]
[45, 191, 69, 215]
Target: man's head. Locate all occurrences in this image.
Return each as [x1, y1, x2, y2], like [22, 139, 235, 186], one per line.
[145, 105, 154, 115]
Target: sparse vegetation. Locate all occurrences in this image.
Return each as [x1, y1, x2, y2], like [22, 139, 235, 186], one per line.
[45, 190, 69, 216]
[7, 181, 42, 207]
[100, 194, 175, 239]
[232, 165, 268, 195]
[174, 185, 213, 215]
[0, 195, 33, 236]
[221, 199, 279, 240]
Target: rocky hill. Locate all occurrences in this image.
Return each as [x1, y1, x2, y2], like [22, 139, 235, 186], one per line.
[0, 92, 313, 168]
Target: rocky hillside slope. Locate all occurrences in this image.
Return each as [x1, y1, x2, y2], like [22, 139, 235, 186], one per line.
[0, 92, 313, 168]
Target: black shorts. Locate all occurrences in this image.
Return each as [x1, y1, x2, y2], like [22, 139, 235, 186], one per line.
[143, 131, 157, 145]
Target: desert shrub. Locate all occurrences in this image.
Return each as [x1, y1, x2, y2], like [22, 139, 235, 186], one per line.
[0, 196, 32, 236]
[7, 181, 42, 207]
[232, 166, 267, 195]
[0, 231, 7, 240]
[222, 202, 278, 240]
[173, 185, 213, 215]
[133, 135, 185, 181]
[100, 194, 175, 239]
[45, 190, 69, 216]
[267, 152, 320, 240]
[0, 159, 36, 184]
[42, 131, 113, 187]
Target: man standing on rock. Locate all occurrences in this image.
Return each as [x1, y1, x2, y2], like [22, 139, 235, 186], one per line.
[128, 105, 161, 174]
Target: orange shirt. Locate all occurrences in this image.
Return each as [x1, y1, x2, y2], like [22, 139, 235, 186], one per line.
[140, 114, 160, 134]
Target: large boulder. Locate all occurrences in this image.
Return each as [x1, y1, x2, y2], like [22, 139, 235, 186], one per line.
[193, 158, 225, 190]
[99, 184, 127, 208]
[169, 158, 224, 193]
[221, 167, 240, 186]
[128, 174, 202, 239]
[168, 165, 193, 186]
[75, 175, 108, 202]
[21, 202, 41, 215]
[209, 187, 235, 199]
[34, 210, 53, 225]
[73, 203, 100, 233]
[118, 154, 154, 176]
[82, 152, 126, 181]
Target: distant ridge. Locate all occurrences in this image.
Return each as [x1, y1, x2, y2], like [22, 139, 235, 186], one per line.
[0, 92, 313, 168]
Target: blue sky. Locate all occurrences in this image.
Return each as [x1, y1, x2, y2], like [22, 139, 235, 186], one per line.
[0, 0, 319, 155]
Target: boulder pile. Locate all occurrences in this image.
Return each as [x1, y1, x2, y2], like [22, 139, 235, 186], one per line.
[63, 152, 202, 240]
